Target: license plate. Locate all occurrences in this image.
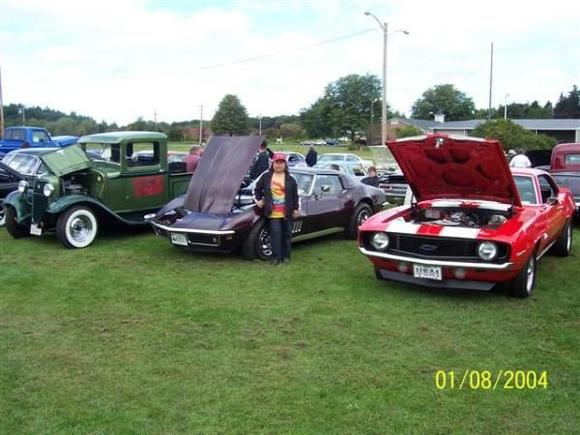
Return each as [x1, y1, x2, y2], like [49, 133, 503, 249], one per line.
[170, 232, 188, 246]
[30, 223, 42, 236]
[413, 264, 442, 280]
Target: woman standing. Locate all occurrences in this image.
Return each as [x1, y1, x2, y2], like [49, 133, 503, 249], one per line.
[254, 153, 300, 264]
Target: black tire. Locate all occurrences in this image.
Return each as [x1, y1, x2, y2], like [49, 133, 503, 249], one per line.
[346, 203, 373, 239]
[551, 220, 573, 257]
[242, 219, 273, 261]
[510, 254, 537, 298]
[56, 206, 98, 249]
[5, 206, 28, 239]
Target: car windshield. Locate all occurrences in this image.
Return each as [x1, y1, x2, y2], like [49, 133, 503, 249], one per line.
[318, 154, 344, 162]
[514, 175, 537, 204]
[2, 154, 41, 175]
[565, 153, 580, 165]
[292, 172, 314, 195]
[552, 174, 580, 194]
[84, 143, 119, 164]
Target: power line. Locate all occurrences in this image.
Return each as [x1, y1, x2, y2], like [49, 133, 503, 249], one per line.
[48, 27, 376, 81]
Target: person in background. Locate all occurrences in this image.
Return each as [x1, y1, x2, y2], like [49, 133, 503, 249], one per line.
[184, 145, 202, 172]
[254, 153, 300, 265]
[305, 145, 317, 167]
[361, 166, 379, 187]
[507, 149, 517, 161]
[249, 140, 270, 181]
[509, 148, 532, 168]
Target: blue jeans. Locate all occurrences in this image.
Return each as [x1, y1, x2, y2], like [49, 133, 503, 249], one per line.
[269, 218, 293, 261]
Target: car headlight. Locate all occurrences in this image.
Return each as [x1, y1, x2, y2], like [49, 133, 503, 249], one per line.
[371, 232, 390, 250]
[43, 183, 55, 197]
[477, 241, 498, 261]
[18, 180, 29, 193]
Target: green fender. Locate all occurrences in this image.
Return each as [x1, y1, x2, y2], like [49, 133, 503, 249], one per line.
[3, 190, 32, 223]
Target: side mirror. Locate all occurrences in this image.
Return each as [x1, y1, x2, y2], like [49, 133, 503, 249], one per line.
[547, 197, 558, 205]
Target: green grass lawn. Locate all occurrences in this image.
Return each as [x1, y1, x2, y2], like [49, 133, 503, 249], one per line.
[1, 227, 579, 433]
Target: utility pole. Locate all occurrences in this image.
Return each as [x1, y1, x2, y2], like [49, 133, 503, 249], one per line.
[21, 104, 25, 125]
[199, 105, 203, 145]
[0, 65, 4, 138]
[504, 93, 509, 119]
[488, 42, 494, 119]
[153, 109, 158, 126]
[259, 114, 262, 136]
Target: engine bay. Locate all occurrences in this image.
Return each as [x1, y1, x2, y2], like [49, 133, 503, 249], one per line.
[410, 206, 511, 228]
[62, 173, 89, 195]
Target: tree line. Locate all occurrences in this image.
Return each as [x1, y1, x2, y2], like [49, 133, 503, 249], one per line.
[3, 80, 579, 147]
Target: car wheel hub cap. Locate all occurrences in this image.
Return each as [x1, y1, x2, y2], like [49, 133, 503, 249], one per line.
[357, 210, 370, 225]
[70, 216, 93, 243]
[526, 259, 535, 292]
[259, 229, 272, 257]
[0, 207, 5, 226]
[566, 225, 571, 251]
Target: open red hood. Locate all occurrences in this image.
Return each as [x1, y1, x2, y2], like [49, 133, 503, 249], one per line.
[387, 134, 521, 206]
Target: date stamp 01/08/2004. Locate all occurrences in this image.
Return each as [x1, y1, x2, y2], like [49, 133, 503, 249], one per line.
[434, 370, 549, 390]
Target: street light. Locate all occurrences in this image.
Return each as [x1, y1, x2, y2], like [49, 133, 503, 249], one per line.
[365, 10, 409, 145]
[370, 98, 379, 145]
[503, 94, 508, 119]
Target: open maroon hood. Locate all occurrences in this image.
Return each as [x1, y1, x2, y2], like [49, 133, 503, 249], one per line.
[387, 134, 521, 206]
[183, 135, 264, 214]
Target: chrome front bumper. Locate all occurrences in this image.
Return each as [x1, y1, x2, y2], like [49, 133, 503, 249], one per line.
[358, 247, 513, 270]
[150, 221, 235, 235]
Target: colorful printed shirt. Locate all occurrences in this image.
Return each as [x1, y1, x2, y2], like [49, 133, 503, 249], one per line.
[270, 174, 286, 218]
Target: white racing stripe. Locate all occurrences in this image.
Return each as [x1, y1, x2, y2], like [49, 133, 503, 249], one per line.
[383, 218, 421, 234]
[439, 226, 481, 239]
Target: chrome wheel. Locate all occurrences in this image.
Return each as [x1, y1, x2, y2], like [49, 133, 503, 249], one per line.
[357, 208, 371, 226]
[526, 256, 535, 294]
[258, 227, 273, 258]
[58, 206, 98, 249]
[0, 205, 5, 227]
[70, 216, 93, 244]
[566, 224, 572, 252]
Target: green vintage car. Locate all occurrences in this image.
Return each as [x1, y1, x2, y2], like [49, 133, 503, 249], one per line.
[3, 131, 193, 248]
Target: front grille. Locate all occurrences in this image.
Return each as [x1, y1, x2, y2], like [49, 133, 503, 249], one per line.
[31, 180, 50, 223]
[396, 234, 473, 257]
[187, 233, 221, 247]
[364, 233, 509, 263]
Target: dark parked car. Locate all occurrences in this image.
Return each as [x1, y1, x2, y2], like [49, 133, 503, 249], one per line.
[0, 148, 52, 226]
[378, 171, 407, 205]
[147, 136, 386, 260]
[550, 142, 580, 212]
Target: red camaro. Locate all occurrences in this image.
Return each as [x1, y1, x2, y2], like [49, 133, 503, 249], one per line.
[358, 134, 575, 298]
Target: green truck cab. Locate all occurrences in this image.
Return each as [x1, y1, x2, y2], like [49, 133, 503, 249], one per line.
[3, 131, 192, 248]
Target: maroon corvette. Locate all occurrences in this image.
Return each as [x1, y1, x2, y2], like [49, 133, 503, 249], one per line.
[147, 136, 386, 260]
[358, 134, 575, 298]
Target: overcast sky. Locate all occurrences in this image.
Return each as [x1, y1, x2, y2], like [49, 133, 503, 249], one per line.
[1, 0, 579, 125]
